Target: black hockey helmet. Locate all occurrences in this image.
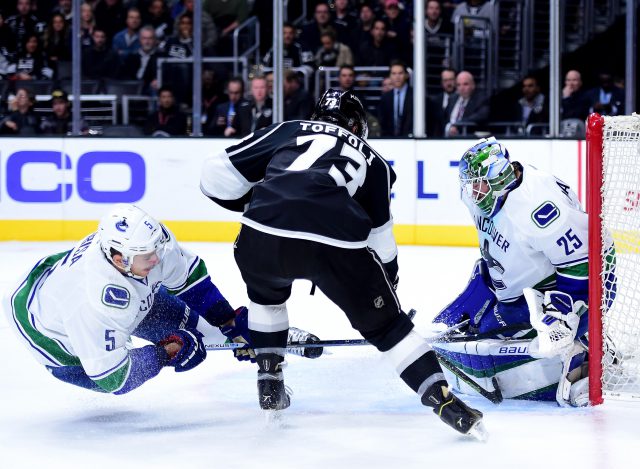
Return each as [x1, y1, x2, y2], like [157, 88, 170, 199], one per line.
[311, 89, 369, 139]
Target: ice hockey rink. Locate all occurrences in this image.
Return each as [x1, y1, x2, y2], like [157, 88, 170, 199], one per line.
[1, 241, 639, 469]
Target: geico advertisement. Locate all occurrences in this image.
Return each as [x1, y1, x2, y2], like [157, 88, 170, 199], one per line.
[0, 137, 583, 225]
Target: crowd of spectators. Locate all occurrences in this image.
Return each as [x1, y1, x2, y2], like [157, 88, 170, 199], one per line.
[0, 0, 629, 137]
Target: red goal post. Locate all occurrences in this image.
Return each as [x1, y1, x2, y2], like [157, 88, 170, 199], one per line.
[587, 112, 640, 405]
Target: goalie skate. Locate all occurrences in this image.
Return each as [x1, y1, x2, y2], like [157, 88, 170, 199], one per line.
[422, 384, 487, 441]
[286, 327, 323, 358]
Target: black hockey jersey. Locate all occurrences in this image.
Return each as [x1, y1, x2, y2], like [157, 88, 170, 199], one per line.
[200, 120, 398, 263]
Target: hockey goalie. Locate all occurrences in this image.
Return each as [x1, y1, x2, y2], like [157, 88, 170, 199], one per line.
[431, 137, 617, 407]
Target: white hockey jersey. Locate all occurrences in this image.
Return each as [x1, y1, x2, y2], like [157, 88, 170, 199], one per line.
[464, 163, 589, 302]
[4, 225, 206, 392]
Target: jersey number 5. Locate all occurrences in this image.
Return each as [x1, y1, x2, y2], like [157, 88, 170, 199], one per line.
[286, 134, 367, 196]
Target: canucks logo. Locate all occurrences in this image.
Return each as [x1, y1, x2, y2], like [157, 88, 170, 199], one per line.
[531, 201, 560, 228]
[102, 285, 130, 309]
[115, 218, 129, 232]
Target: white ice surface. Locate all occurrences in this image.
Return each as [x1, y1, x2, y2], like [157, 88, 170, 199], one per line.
[1, 242, 639, 469]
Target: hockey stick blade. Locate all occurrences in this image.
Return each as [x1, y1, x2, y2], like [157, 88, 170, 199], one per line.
[206, 309, 418, 351]
[436, 352, 504, 404]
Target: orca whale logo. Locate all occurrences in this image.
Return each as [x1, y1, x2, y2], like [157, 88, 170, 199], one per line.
[115, 218, 129, 232]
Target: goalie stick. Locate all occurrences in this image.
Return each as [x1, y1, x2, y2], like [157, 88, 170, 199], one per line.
[436, 352, 504, 404]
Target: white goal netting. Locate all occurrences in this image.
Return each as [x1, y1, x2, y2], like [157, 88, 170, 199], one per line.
[600, 114, 640, 400]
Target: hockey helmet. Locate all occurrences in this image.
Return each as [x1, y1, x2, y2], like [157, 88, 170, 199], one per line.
[311, 89, 369, 139]
[458, 137, 517, 217]
[98, 204, 168, 277]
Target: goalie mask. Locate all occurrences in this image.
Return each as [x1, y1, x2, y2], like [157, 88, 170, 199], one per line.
[98, 204, 168, 278]
[311, 89, 369, 139]
[459, 137, 517, 217]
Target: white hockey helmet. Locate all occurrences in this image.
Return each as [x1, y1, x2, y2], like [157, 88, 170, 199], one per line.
[98, 204, 167, 277]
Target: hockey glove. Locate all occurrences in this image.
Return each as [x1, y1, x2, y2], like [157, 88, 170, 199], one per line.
[524, 288, 582, 358]
[158, 328, 207, 372]
[220, 306, 256, 363]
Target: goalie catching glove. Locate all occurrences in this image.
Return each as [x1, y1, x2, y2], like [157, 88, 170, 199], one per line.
[524, 288, 583, 358]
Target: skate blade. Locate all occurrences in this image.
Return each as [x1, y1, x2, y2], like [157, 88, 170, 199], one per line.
[263, 409, 286, 427]
[467, 420, 489, 442]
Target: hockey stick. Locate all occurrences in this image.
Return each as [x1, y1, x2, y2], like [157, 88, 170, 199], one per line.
[435, 352, 504, 404]
[206, 308, 423, 351]
[431, 322, 532, 343]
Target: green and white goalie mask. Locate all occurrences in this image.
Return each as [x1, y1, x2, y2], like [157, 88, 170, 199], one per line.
[459, 137, 517, 217]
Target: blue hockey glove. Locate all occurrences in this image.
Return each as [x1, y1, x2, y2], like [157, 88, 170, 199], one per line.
[158, 328, 207, 372]
[220, 306, 256, 363]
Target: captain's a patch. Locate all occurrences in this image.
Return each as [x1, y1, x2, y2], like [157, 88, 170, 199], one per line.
[102, 285, 131, 309]
[531, 201, 560, 228]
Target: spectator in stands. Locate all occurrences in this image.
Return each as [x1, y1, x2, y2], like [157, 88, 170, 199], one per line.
[119, 25, 160, 95]
[299, 2, 332, 54]
[40, 89, 89, 135]
[337, 64, 366, 104]
[283, 70, 313, 121]
[143, 0, 173, 42]
[383, 0, 410, 53]
[444, 70, 489, 136]
[94, 0, 127, 45]
[315, 27, 353, 68]
[175, 0, 217, 55]
[262, 22, 314, 73]
[510, 75, 548, 126]
[204, 76, 246, 137]
[561, 69, 590, 121]
[378, 60, 413, 137]
[143, 86, 188, 136]
[6, 0, 44, 55]
[82, 28, 121, 79]
[585, 71, 625, 117]
[13, 34, 54, 80]
[381, 76, 393, 93]
[201, 68, 226, 121]
[354, 3, 376, 50]
[265, 71, 274, 98]
[426, 0, 454, 36]
[164, 12, 193, 59]
[203, 0, 248, 55]
[53, 0, 72, 22]
[0, 87, 41, 135]
[332, 0, 358, 50]
[112, 7, 141, 59]
[0, 9, 17, 63]
[427, 67, 457, 137]
[234, 75, 272, 137]
[357, 19, 396, 67]
[80, 2, 96, 48]
[43, 12, 71, 74]
[450, 0, 493, 28]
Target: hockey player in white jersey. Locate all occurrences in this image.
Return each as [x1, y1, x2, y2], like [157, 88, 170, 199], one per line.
[3, 204, 321, 395]
[431, 137, 616, 406]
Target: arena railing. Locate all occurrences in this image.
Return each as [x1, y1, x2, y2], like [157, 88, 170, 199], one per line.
[233, 17, 260, 76]
[157, 56, 249, 90]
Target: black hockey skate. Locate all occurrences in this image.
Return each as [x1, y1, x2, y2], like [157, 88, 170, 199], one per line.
[422, 382, 486, 440]
[257, 353, 291, 410]
[286, 327, 323, 359]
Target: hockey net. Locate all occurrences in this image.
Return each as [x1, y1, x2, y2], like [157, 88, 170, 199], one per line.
[587, 113, 640, 404]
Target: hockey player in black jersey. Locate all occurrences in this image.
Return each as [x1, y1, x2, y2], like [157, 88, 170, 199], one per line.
[200, 89, 485, 437]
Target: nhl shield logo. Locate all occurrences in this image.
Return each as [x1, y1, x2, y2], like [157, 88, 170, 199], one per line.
[374, 296, 385, 309]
